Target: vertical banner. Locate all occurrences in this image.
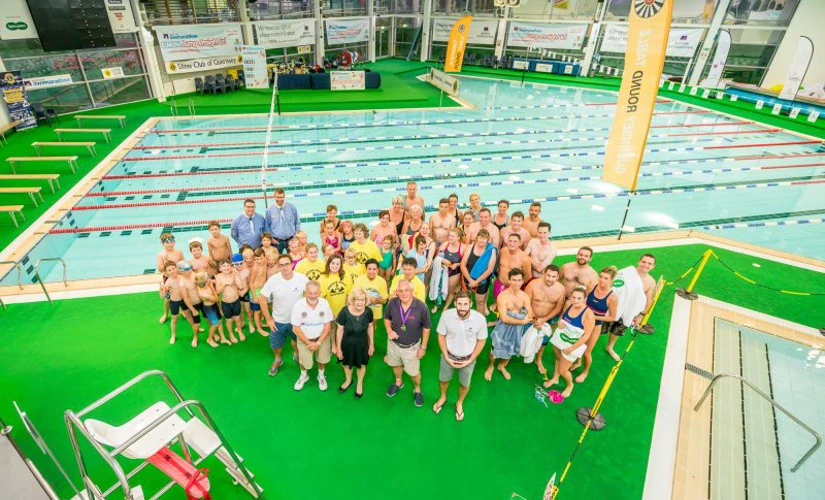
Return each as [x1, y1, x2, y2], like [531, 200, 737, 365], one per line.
[701, 29, 730, 89]
[444, 16, 473, 73]
[0, 0, 39, 40]
[104, 0, 137, 33]
[0, 71, 37, 131]
[602, 0, 673, 191]
[242, 45, 268, 89]
[778, 36, 814, 101]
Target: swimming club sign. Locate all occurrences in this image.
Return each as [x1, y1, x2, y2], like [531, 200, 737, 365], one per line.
[325, 18, 370, 46]
[506, 22, 588, 50]
[0, 71, 37, 131]
[165, 55, 243, 74]
[23, 74, 74, 90]
[432, 19, 497, 45]
[155, 24, 242, 62]
[601, 24, 701, 58]
[254, 20, 315, 49]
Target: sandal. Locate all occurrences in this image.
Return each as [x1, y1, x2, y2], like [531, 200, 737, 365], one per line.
[432, 401, 446, 414]
[455, 410, 465, 421]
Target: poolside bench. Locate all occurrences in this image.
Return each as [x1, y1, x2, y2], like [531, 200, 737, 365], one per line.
[0, 205, 25, 227]
[54, 128, 111, 143]
[32, 141, 96, 157]
[0, 174, 61, 193]
[0, 120, 21, 144]
[6, 156, 78, 174]
[75, 115, 126, 128]
[0, 187, 43, 207]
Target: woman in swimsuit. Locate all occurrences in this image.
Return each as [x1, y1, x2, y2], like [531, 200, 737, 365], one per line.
[371, 209, 398, 247]
[467, 193, 483, 222]
[572, 266, 618, 384]
[545, 286, 596, 397]
[389, 196, 406, 236]
[459, 212, 475, 245]
[400, 204, 424, 254]
[340, 220, 356, 252]
[448, 193, 463, 227]
[492, 200, 509, 230]
[432, 228, 466, 313]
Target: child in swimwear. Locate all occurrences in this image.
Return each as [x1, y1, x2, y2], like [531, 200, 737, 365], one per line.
[248, 248, 268, 336]
[195, 271, 228, 347]
[265, 251, 279, 279]
[215, 259, 243, 343]
[189, 240, 215, 275]
[322, 220, 341, 254]
[260, 232, 278, 260]
[161, 260, 197, 345]
[207, 221, 232, 264]
[340, 220, 355, 252]
[319, 204, 341, 236]
[287, 238, 304, 269]
[378, 233, 397, 284]
[236, 249, 255, 335]
[295, 231, 308, 257]
[156, 233, 184, 324]
[322, 243, 338, 260]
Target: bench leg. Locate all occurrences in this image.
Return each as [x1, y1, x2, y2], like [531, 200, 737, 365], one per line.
[29, 192, 38, 207]
[47, 180, 55, 193]
[54, 177, 61, 190]
[70, 160, 77, 173]
[35, 145, 41, 156]
[9, 212, 18, 228]
[9, 162, 16, 174]
[105, 133, 111, 143]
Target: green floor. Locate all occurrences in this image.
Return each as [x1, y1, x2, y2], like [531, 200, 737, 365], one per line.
[1, 243, 823, 500]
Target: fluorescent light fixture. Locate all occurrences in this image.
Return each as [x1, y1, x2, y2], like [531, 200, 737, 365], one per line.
[458, 164, 470, 169]
[621, 224, 636, 232]
[664, 221, 680, 229]
[566, 188, 579, 194]
[509, 176, 521, 181]
[591, 205, 604, 212]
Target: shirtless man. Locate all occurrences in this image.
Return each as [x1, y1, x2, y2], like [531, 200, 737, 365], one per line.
[491, 233, 532, 319]
[402, 181, 426, 217]
[525, 264, 566, 375]
[526, 222, 557, 279]
[178, 262, 205, 348]
[485, 269, 533, 381]
[161, 261, 197, 345]
[466, 208, 501, 247]
[156, 233, 185, 325]
[560, 246, 599, 297]
[429, 198, 456, 245]
[604, 254, 657, 361]
[523, 202, 543, 238]
[499, 211, 531, 250]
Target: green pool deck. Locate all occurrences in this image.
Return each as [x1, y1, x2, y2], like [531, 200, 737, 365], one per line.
[1, 243, 823, 499]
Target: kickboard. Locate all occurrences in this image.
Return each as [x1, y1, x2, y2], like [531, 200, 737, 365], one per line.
[146, 447, 210, 498]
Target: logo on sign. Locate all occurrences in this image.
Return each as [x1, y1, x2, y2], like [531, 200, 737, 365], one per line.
[6, 22, 28, 31]
[3, 73, 16, 84]
[457, 23, 467, 34]
[634, 0, 664, 18]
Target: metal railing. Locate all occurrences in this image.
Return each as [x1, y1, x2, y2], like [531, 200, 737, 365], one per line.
[188, 97, 196, 116]
[33, 258, 67, 305]
[694, 372, 822, 472]
[0, 260, 25, 310]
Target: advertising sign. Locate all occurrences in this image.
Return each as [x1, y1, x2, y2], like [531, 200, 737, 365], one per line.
[101, 67, 125, 79]
[165, 55, 243, 74]
[331, 71, 366, 90]
[778, 36, 814, 101]
[242, 45, 268, 89]
[155, 24, 243, 62]
[701, 29, 730, 89]
[507, 22, 588, 50]
[0, 71, 36, 131]
[23, 74, 73, 90]
[427, 68, 460, 97]
[104, 0, 137, 34]
[0, 0, 38, 40]
[254, 20, 315, 49]
[433, 19, 497, 44]
[601, 25, 701, 58]
[325, 18, 370, 46]
[444, 16, 472, 73]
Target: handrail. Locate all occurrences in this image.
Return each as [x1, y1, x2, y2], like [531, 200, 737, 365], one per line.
[188, 97, 195, 116]
[0, 260, 25, 289]
[170, 97, 178, 116]
[694, 372, 822, 472]
[34, 258, 67, 305]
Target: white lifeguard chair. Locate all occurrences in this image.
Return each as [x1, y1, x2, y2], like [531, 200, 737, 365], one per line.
[64, 370, 263, 500]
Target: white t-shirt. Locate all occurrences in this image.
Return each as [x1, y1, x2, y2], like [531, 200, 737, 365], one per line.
[291, 297, 333, 340]
[436, 309, 488, 357]
[260, 272, 309, 323]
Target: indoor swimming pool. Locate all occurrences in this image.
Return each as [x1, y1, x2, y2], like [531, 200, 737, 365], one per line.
[4, 76, 824, 285]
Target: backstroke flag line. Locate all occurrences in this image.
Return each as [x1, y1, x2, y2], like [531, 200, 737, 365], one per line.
[444, 16, 472, 73]
[602, 0, 673, 191]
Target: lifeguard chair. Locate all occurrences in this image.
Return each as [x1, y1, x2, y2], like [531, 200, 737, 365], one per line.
[64, 370, 262, 500]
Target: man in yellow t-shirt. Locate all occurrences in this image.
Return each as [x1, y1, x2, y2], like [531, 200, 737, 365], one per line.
[354, 259, 389, 326]
[295, 243, 325, 281]
[348, 223, 381, 265]
[390, 256, 426, 302]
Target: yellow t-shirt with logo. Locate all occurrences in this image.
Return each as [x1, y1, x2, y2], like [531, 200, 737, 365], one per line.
[295, 258, 326, 282]
[343, 262, 366, 287]
[348, 239, 381, 265]
[389, 275, 426, 303]
[354, 274, 388, 319]
[319, 273, 350, 316]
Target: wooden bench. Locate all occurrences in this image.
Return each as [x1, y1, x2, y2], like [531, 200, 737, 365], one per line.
[6, 156, 78, 174]
[75, 115, 126, 128]
[0, 120, 22, 144]
[54, 128, 111, 143]
[32, 141, 96, 157]
[0, 174, 61, 193]
[0, 187, 43, 207]
[0, 205, 25, 227]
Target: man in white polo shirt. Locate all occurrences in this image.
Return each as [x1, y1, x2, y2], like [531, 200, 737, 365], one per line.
[292, 280, 334, 391]
[259, 253, 309, 377]
[433, 289, 488, 421]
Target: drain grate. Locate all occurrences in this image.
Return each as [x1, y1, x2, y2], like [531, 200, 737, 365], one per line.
[685, 363, 714, 380]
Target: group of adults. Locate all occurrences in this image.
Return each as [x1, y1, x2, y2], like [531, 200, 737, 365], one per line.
[218, 182, 658, 419]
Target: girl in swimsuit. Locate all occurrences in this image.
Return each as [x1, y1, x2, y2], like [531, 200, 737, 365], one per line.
[288, 239, 304, 269]
[340, 220, 355, 252]
[378, 233, 397, 284]
[322, 220, 341, 254]
[433, 228, 466, 314]
[319, 204, 341, 237]
[415, 222, 437, 289]
[545, 287, 596, 396]
[295, 231, 308, 258]
[389, 196, 406, 236]
[573, 266, 618, 384]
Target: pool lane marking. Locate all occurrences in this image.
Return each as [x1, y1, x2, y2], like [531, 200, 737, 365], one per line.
[88, 162, 825, 198]
[705, 140, 819, 150]
[703, 217, 825, 231]
[663, 128, 781, 138]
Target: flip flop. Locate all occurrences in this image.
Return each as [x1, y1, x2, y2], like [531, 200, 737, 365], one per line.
[455, 410, 465, 421]
[548, 390, 565, 404]
[433, 401, 446, 414]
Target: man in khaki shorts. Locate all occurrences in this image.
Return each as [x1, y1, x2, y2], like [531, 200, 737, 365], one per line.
[384, 279, 431, 407]
[291, 281, 334, 392]
[433, 290, 488, 421]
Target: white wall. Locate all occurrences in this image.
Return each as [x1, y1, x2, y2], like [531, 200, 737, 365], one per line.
[762, 0, 824, 88]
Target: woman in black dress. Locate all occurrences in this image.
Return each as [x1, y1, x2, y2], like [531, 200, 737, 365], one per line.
[335, 287, 374, 399]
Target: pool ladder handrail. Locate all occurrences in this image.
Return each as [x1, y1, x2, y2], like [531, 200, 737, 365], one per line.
[188, 97, 195, 116]
[33, 258, 68, 305]
[170, 96, 178, 116]
[694, 372, 822, 472]
[0, 260, 26, 310]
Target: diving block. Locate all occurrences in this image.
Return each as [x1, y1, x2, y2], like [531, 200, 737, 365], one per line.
[146, 447, 210, 499]
[84, 402, 186, 459]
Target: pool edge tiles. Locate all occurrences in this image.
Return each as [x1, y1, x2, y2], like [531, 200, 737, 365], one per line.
[646, 296, 825, 500]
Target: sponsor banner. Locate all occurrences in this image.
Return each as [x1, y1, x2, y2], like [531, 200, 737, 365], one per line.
[242, 45, 268, 89]
[165, 55, 243, 74]
[432, 19, 497, 45]
[701, 29, 730, 89]
[155, 24, 242, 63]
[0, 0, 38, 40]
[427, 68, 460, 97]
[297, 45, 312, 54]
[254, 19, 315, 49]
[445, 16, 472, 73]
[101, 67, 125, 79]
[601, 25, 701, 58]
[23, 74, 73, 90]
[325, 18, 370, 46]
[778, 36, 814, 101]
[0, 71, 36, 130]
[105, 0, 137, 34]
[507, 22, 588, 50]
[331, 71, 366, 90]
[603, 0, 673, 191]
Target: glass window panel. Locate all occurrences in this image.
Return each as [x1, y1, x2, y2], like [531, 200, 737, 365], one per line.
[4, 54, 84, 82]
[89, 77, 151, 107]
[605, 0, 717, 23]
[249, 0, 314, 20]
[80, 49, 146, 80]
[512, 0, 599, 20]
[26, 83, 93, 114]
[724, 0, 799, 27]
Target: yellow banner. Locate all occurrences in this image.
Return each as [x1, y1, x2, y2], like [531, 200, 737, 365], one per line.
[444, 16, 472, 73]
[602, 0, 673, 191]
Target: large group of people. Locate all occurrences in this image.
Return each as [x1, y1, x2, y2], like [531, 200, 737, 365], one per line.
[155, 182, 657, 420]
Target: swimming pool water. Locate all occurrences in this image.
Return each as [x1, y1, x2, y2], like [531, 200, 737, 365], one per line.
[3, 77, 824, 285]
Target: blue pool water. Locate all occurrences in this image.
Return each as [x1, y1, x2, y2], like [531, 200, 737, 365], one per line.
[3, 77, 825, 285]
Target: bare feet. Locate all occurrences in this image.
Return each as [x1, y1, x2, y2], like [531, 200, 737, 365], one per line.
[191, 339, 198, 348]
[259, 329, 269, 337]
[229, 333, 239, 344]
[249, 325, 256, 335]
[606, 347, 621, 362]
[169, 335, 176, 345]
[207, 339, 219, 348]
[198, 327, 204, 333]
[574, 372, 589, 384]
[561, 385, 573, 398]
[484, 366, 494, 381]
[238, 330, 246, 341]
[431, 305, 439, 314]
[497, 364, 511, 380]
[220, 337, 232, 345]
[543, 377, 558, 388]
[159, 314, 168, 324]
